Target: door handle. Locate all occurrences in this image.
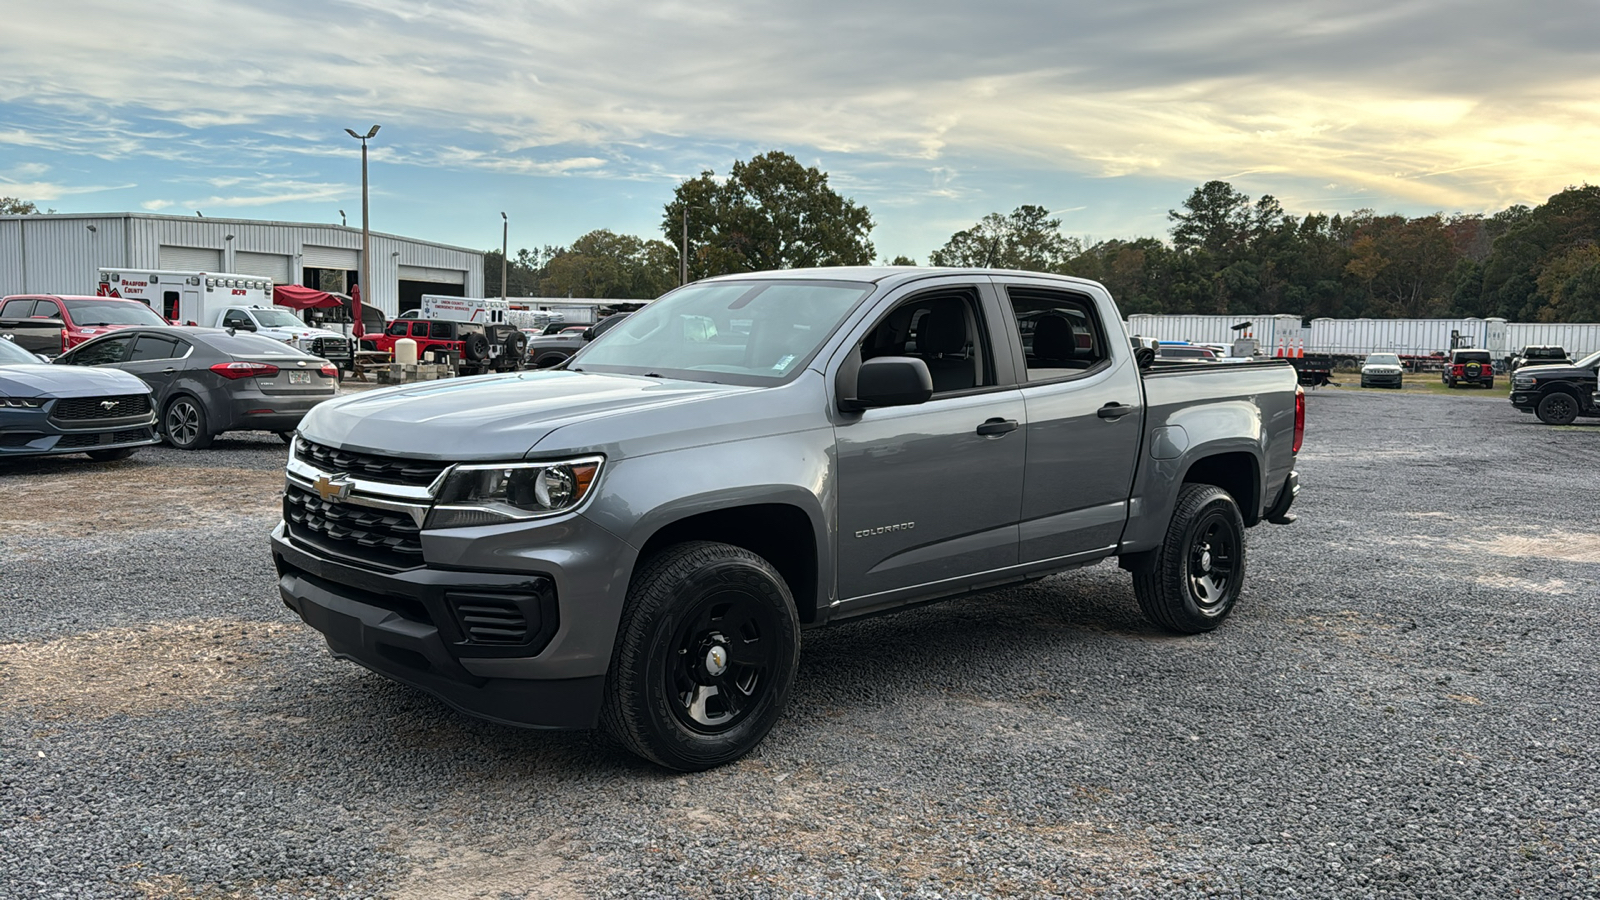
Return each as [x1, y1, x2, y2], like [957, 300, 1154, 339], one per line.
[162, 367, 176, 374]
[976, 418, 1018, 436]
[1097, 402, 1135, 419]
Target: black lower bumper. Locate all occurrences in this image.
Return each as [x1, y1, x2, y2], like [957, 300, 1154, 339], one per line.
[272, 529, 604, 730]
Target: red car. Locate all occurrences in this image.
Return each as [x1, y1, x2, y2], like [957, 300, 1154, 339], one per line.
[1443, 349, 1495, 388]
[0, 295, 168, 358]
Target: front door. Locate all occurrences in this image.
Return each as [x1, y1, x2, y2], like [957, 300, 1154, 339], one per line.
[833, 284, 1026, 607]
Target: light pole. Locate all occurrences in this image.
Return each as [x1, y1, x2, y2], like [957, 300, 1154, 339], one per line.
[500, 211, 508, 303]
[344, 125, 380, 326]
[680, 205, 703, 286]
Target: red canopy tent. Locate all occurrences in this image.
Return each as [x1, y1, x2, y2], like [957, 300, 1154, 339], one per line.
[272, 284, 346, 310]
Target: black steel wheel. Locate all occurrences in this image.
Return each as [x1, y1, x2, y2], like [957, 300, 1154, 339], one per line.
[1130, 483, 1247, 633]
[163, 396, 212, 450]
[602, 541, 800, 771]
[1536, 391, 1579, 425]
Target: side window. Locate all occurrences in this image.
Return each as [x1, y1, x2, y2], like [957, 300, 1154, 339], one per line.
[430, 321, 453, 339]
[34, 300, 62, 319]
[0, 299, 32, 318]
[387, 321, 409, 336]
[858, 290, 993, 394]
[71, 336, 135, 366]
[1004, 288, 1111, 381]
[411, 322, 430, 337]
[162, 291, 180, 321]
[129, 335, 180, 361]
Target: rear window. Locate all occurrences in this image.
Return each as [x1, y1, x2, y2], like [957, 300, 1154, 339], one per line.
[201, 332, 315, 357]
[1524, 347, 1565, 359]
[1454, 351, 1491, 362]
[62, 299, 167, 327]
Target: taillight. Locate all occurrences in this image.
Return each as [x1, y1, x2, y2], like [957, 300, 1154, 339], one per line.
[1292, 385, 1305, 454]
[319, 364, 338, 377]
[210, 361, 280, 379]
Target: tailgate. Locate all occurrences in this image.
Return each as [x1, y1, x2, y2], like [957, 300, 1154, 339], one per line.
[245, 355, 339, 397]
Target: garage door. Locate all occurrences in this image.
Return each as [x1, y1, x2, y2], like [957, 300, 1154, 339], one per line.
[159, 245, 222, 271]
[302, 245, 359, 269]
[398, 264, 465, 284]
[234, 251, 290, 283]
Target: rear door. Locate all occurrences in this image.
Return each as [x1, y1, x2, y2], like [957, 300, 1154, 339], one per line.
[996, 278, 1143, 562]
[832, 279, 1027, 607]
[119, 333, 189, 404]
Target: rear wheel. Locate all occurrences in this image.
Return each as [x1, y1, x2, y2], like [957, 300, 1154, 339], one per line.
[86, 447, 138, 462]
[1131, 484, 1246, 634]
[1536, 391, 1579, 425]
[601, 541, 800, 771]
[163, 396, 213, 450]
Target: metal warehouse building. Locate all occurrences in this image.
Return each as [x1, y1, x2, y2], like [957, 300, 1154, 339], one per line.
[0, 212, 484, 317]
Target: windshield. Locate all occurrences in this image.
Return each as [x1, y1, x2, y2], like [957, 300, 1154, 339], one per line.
[63, 299, 167, 327]
[0, 337, 40, 365]
[1577, 349, 1600, 368]
[251, 308, 307, 328]
[571, 280, 874, 384]
[1365, 354, 1400, 366]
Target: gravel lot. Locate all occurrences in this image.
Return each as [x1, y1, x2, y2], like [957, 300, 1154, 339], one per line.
[2, 390, 1597, 899]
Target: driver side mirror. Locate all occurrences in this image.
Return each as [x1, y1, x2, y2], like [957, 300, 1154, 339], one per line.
[839, 356, 933, 412]
[1130, 335, 1158, 369]
[581, 326, 596, 341]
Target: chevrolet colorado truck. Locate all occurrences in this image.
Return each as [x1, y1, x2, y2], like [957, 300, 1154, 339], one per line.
[272, 268, 1303, 771]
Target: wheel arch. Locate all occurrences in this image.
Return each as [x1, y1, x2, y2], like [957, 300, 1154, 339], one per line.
[633, 502, 824, 625]
[1180, 451, 1262, 526]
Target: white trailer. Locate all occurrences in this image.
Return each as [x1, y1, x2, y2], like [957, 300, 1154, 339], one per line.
[1306, 317, 1503, 358]
[1125, 313, 1305, 356]
[1504, 321, 1600, 357]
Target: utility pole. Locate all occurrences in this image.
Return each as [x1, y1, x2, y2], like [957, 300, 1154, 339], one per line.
[344, 125, 381, 324]
[681, 206, 689, 286]
[501, 212, 509, 302]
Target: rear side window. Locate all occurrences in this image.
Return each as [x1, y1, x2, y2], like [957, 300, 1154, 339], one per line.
[129, 334, 182, 361]
[1, 299, 36, 318]
[411, 322, 430, 337]
[1003, 288, 1112, 381]
[429, 321, 454, 339]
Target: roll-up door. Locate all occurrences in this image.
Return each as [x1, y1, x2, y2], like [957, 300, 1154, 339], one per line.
[302, 245, 359, 269]
[398, 264, 465, 284]
[159, 245, 222, 271]
[234, 251, 291, 283]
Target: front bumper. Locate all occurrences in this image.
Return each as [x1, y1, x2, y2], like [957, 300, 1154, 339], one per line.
[1510, 391, 1538, 411]
[1361, 372, 1403, 387]
[0, 406, 158, 457]
[272, 524, 607, 729]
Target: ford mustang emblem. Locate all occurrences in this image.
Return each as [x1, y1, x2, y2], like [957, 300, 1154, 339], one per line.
[100, 400, 118, 410]
[313, 474, 353, 502]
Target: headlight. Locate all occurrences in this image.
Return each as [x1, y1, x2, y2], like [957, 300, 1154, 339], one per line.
[428, 457, 603, 528]
[0, 397, 44, 409]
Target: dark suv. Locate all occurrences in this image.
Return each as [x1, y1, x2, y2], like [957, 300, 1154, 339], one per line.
[1443, 349, 1495, 388]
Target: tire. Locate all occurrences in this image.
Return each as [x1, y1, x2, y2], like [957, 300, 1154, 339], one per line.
[86, 447, 138, 462]
[276, 431, 295, 445]
[1484, 378, 1494, 389]
[462, 333, 490, 362]
[1130, 484, 1247, 634]
[601, 541, 801, 772]
[162, 396, 213, 450]
[534, 352, 569, 369]
[1536, 391, 1579, 426]
[503, 331, 528, 362]
[1360, 378, 1370, 389]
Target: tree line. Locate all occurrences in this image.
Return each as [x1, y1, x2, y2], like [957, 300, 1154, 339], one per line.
[482, 162, 1599, 324]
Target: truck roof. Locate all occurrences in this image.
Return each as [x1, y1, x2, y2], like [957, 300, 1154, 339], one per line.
[697, 266, 1109, 292]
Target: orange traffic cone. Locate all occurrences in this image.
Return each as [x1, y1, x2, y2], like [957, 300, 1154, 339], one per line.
[1276, 338, 1285, 358]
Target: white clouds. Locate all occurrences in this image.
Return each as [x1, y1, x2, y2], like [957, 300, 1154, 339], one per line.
[1, 0, 1597, 221]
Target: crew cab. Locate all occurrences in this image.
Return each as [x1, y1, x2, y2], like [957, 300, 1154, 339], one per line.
[1509, 349, 1600, 424]
[366, 318, 525, 374]
[525, 313, 630, 368]
[0, 295, 168, 358]
[1443, 349, 1495, 388]
[272, 268, 1303, 771]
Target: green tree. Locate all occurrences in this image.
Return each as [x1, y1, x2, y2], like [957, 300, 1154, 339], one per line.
[1343, 215, 1457, 317]
[929, 205, 1082, 272]
[542, 229, 677, 299]
[663, 151, 875, 279]
[1, 197, 53, 214]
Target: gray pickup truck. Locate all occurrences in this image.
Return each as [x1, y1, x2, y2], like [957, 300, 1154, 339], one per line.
[272, 267, 1302, 770]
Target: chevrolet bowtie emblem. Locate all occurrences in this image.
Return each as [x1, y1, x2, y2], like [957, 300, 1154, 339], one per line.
[313, 474, 353, 502]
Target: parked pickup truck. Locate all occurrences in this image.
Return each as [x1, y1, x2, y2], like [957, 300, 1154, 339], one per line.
[1509, 349, 1600, 424]
[271, 268, 1303, 771]
[0, 294, 168, 357]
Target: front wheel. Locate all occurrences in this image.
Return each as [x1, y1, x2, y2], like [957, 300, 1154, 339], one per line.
[163, 396, 213, 450]
[601, 541, 800, 771]
[1130, 484, 1247, 634]
[1536, 392, 1579, 425]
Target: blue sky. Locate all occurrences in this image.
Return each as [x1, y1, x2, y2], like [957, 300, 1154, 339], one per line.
[4, 0, 1598, 262]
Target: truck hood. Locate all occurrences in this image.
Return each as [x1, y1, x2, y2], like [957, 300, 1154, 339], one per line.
[260, 327, 344, 341]
[1514, 363, 1592, 379]
[1, 364, 152, 398]
[298, 370, 747, 460]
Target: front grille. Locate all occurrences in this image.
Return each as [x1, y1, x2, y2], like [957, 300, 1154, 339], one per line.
[54, 427, 152, 449]
[311, 337, 351, 359]
[55, 433, 101, 449]
[283, 483, 423, 570]
[52, 394, 151, 421]
[295, 438, 449, 487]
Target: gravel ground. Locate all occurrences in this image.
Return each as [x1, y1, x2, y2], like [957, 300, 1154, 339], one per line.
[1, 391, 1597, 899]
